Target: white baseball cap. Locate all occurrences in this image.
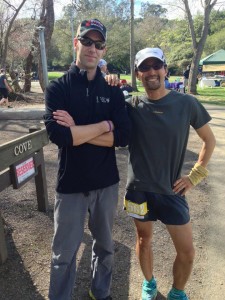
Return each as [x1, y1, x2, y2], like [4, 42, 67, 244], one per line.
[98, 59, 107, 68]
[135, 48, 166, 68]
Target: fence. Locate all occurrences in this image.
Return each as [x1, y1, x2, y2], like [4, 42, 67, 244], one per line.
[0, 127, 49, 264]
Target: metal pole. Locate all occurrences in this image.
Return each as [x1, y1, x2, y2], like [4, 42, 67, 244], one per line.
[37, 26, 49, 88]
[71, 10, 76, 62]
[130, 0, 136, 90]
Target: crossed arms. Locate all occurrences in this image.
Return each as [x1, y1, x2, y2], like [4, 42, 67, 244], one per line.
[53, 109, 114, 147]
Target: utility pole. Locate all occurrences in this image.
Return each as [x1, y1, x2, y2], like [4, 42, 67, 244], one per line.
[71, 10, 76, 62]
[130, 0, 137, 91]
[37, 26, 49, 89]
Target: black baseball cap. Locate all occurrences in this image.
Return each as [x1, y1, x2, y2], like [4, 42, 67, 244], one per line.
[76, 19, 107, 41]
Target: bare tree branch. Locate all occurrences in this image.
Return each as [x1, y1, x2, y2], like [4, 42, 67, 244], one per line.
[2, 0, 17, 11]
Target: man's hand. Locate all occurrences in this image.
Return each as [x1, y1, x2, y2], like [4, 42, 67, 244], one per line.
[173, 176, 193, 196]
[53, 110, 75, 127]
[105, 74, 119, 86]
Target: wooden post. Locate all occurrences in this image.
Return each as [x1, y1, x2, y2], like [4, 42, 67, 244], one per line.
[0, 212, 7, 264]
[34, 149, 49, 212]
[29, 127, 49, 212]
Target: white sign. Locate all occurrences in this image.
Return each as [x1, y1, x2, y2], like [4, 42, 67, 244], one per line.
[16, 157, 35, 184]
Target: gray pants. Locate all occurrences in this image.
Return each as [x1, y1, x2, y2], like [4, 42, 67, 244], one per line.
[49, 183, 119, 300]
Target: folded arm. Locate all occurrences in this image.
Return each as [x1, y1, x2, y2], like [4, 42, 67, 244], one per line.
[53, 110, 114, 146]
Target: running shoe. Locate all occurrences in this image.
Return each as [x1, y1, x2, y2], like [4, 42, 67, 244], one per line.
[141, 278, 157, 300]
[89, 289, 112, 300]
[167, 288, 189, 300]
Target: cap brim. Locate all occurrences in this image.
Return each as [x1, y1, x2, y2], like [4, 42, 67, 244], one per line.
[136, 54, 164, 67]
[79, 29, 105, 41]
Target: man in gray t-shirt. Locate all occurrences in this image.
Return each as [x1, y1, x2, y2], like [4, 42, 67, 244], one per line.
[124, 48, 216, 300]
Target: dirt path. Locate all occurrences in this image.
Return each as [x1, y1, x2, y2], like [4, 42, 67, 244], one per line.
[199, 105, 225, 299]
[0, 103, 224, 300]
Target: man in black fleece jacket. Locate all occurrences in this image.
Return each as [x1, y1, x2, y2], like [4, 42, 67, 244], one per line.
[44, 19, 130, 300]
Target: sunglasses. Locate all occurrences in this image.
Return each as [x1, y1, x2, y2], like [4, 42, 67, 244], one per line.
[138, 62, 164, 72]
[78, 37, 106, 50]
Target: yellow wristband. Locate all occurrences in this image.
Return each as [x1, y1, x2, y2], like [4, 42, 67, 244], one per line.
[188, 163, 208, 186]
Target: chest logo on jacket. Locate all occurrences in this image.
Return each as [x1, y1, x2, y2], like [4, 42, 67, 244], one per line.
[96, 96, 110, 104]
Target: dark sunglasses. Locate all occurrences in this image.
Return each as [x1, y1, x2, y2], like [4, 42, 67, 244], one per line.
[78, 37, 106, 50]
[138, 62, 164, 72]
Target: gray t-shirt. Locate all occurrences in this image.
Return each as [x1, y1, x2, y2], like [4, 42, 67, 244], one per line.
[126, 90, 211, 195]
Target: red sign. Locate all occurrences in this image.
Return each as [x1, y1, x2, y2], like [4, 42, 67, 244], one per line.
[16, 157, 35, 184]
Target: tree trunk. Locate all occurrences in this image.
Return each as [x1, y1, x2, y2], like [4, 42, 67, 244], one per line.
[22, 0, 54, 93]
[189, 47, 204, 94]
[37, 0, 55, 91]
[23, 51, 33, 92]
[9, 70, 22, 93]
[184, 0, 218, 95]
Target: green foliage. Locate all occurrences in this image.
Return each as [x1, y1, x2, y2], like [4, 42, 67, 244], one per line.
[48, 18, 74, 67]
[193, 14, 204, 38]
[140, 3, 167, 18]
[210, 10, 225, 35]
[47, 1, 225, 74]
[202, 28, 225, 56]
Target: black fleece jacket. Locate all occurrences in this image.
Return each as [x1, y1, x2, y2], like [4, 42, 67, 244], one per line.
[44, 65, 131, 193]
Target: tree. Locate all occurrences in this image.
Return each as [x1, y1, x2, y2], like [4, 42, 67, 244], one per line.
[33, 0, 225, 84]
[51, 0, 131, 70]
[161, 0, 220, 94]
[0, 0, 27, 68]
[183, 0, 219, 94]
[140, 3, 167, 18]
[23, 0, 54, 92]
[7, 18, 36, 92]
[0, 0, 30, 92]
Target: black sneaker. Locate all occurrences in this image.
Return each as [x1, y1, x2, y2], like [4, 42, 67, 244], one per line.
[7, 106, 13, 108]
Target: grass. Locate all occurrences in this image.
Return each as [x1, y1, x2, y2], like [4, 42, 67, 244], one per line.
[48, 71, 65, 80]
[120, 74, 225, 106]
[48, 72, 225, 106]
[196, 87, 225, 105]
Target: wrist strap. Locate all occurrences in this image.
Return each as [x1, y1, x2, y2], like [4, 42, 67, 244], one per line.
[106, 120, 112, 132]
[188, 162, 208, 186]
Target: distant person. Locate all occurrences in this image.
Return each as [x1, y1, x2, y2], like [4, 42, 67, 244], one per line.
[32, 72, 38, 81]
[0, 69, 13, 108]
[164, 74, 170, 89]
[125, 47, 216, 300]
[98, 59, 108, 77]
[44, 18, 130, 300]
[165, 69, 171, 88]
[120, 79, 133, 93]
[183, 65, 190, 93]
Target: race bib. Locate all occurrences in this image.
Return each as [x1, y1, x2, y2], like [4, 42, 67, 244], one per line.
[124, 198, 148, 217]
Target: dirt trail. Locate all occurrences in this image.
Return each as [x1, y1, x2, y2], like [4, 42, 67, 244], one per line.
[199, 105, 225, 299]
